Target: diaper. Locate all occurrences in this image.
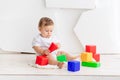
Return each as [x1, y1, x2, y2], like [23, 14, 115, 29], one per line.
[51, 50, 58, 60]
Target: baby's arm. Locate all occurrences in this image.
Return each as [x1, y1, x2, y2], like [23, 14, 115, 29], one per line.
[33, 46, 50, 55]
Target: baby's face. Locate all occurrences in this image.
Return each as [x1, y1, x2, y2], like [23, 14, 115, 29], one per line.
[39, 25, 54, 38]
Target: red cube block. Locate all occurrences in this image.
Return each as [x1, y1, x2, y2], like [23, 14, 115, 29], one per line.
[49, 42, 58, 52]
[35, 56, 48, 66]
[93, 54, 100, 62]
[86, 45, 96, 55]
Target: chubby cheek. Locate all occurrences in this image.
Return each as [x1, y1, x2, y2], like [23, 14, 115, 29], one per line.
[43, 32, 48, 35]
[40, 31, 46, 36]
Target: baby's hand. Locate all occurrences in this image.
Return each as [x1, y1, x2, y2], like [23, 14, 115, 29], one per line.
[55, 43, 61, 49]
[43, 49, 50, 55]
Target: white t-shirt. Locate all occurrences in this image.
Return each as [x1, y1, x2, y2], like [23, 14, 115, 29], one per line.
[32, 34, 60, 54]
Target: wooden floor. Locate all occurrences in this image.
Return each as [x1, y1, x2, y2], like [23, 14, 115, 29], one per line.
[0, 52, 120, 80]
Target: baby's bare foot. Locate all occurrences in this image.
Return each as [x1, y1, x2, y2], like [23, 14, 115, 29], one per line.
[57, 62, 64, 69]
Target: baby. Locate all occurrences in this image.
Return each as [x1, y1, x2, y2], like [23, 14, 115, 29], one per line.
[32, 17, 79, 69]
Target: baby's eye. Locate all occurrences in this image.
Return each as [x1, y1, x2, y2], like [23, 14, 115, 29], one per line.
[45, 30, 49, 32]
[50, 30, 53, 32]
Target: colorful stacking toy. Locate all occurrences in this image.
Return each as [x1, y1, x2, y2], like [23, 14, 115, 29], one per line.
[81, 45, 101, 68]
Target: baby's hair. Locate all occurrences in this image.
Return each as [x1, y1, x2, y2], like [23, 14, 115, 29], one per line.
[38, 17, 54, 28]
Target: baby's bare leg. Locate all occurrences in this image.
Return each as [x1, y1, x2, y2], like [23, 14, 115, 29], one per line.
[47, 54, 64, 69]
[57, 51, 80, 61]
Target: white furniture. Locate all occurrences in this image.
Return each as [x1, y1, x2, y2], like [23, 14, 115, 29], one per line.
[46, 0, 96, 9]
[0, 53, 120, 80]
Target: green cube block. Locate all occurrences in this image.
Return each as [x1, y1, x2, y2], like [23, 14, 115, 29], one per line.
[82, 61, 100, 68]
[57, 54, 67, 62]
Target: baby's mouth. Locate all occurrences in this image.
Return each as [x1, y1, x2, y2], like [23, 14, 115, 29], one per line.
[47, 35, 51, 38]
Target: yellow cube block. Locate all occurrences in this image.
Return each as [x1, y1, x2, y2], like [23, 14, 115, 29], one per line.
[81, 52, 92, 62]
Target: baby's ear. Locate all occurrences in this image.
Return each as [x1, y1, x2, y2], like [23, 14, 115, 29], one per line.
[38, 27, 42, 31]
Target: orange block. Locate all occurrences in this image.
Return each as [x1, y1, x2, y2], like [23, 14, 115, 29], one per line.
[81, 52, 93, 62]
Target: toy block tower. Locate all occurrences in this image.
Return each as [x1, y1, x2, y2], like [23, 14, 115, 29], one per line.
[81, 45, 101, 68]
[85, 45, 100, 62]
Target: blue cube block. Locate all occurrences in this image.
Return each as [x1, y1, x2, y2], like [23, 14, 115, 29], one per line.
[68, 60, 80, 72]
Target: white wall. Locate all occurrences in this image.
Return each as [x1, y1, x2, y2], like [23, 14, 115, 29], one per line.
[74, 0, 120, 53]
[54, 9, 84, 53]
[0, 0, 83, 53]
[0, 0, 55, 52]
[0, 0, 120, 54]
